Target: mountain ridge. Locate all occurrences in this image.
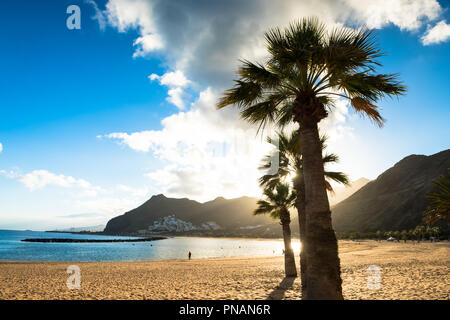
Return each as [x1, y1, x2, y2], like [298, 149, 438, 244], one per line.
[104, 194, 272, 234]
[332, 149, 450, 232]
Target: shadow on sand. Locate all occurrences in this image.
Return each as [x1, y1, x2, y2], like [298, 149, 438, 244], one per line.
[267, 277, 296, 300]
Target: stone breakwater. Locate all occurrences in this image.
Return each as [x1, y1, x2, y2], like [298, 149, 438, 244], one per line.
[21, 237, 167, 243]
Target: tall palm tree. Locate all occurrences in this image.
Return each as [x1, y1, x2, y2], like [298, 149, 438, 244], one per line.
[254, 183, 297, 277]
[218, 17, 406, 299]
[258, 130, 349, 294]
[423, 169, 450, 226]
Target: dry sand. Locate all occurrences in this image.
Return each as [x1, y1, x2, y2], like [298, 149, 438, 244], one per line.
[0, 240, 448, 300]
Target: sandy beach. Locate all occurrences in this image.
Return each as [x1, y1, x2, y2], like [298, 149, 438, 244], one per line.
[0, 240, 448, 300]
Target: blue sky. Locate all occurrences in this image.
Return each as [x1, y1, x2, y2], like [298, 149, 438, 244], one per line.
[0, 0, 449, 230]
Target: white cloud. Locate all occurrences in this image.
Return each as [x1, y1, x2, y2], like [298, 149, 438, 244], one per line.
[421, 20, 450, 45]
[133, 33, 164, 57]
[0, 169, 18, 179]
[319, 99, 354, 142]
[0, 167, 151, 219]
[100, 131, 154, 152]
[65, 183, 150, 218]
[94, 0, 443, 88]
[0, 168, 102, 196]
[19, 170, 99, 192]
[116, 184, 149, 197]
[102, 88, 271, 200]
[0, 142, 2, 153]
[343, 0, 441, 31]
[85, 0, 107, 30]
[102, 0, 161, 58]
[165, 87, 185, 109]
[149, 70, 191, 109]
[103, 88, 357, 201]
[149, 70, 190, 87]
[104, 0, 155, 33]
[71, 184, 150, 216]
[102, 87, 250, 154]
[74, 196, 142, 216]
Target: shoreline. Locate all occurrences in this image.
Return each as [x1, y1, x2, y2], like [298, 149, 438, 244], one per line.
[0, 254, 283, 264]
[0, 239, 437, 263]
[172, 235, 288, 241]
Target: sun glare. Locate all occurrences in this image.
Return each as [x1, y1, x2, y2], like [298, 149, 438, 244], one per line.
[291, 241, 302, 253]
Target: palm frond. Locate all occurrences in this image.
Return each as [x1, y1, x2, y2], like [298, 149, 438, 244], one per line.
[255, 182, 295, 221]
[254, 199, 276, 216]
[238, 60, 281, 88]
[337, 73, 406, 101]
[324, 171, 350, 186]
[423, 169, 450, 225]
[326, 27, 382, 74]
[322, 153, 339, 164]
[217, 80, 262, 109]
[350, 96, 385, 127]
[241, 90, 287, 119]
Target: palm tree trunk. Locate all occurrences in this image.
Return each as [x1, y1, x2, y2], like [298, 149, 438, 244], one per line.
[299, 121, 343, 300]
[293, 175, 307, 296]
[280, 209, 297, 277]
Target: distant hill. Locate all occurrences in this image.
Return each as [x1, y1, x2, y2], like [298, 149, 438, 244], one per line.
[55, 225, 105, 232]
[104, 194, 273, 234]
[328, 178, 370, 206]
[332, 149, 450, 232]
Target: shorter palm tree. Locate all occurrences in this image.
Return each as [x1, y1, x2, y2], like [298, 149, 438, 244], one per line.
[255, 183, 297, 277]
[258, 130, 349, 291]
[423, 169, 450, 225]
[258, 130, 349, 192]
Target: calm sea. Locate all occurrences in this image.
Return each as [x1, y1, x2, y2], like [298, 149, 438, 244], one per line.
[0, 230, 299, 262]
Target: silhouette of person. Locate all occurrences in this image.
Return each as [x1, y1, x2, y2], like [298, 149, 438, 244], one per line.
[188, 251, 192, 260]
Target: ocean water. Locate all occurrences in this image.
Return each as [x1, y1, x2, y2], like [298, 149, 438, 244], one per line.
[0, 230, 300, 262]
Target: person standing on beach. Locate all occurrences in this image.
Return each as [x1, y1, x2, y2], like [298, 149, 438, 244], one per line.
[188, 251, 192, 260]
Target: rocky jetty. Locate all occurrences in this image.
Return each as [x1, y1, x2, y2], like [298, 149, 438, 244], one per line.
[21, 236, 166, 243]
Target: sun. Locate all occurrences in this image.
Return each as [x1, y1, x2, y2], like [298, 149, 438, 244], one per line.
[282, 172, 296, 184]
[291, 241, 302, 253]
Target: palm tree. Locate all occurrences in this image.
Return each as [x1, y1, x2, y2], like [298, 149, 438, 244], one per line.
[432, 226, 441, 239]
[258, 130, 348, 294]
[376, 230, 383, 241]
[217, 17, 406, 299]
[423, 169, 450, 226]
[408, 229, 415, 240]
[400, 230, 408, 242]
[254, 183, 297, 277]
[413, 226, 425, 242]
